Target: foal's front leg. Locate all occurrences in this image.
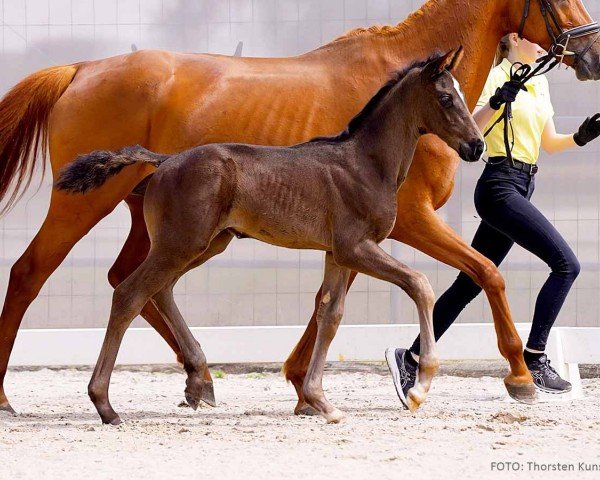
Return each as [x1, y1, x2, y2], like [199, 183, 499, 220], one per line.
[334, 239, 438, 412]
[302, 253, 351, 424]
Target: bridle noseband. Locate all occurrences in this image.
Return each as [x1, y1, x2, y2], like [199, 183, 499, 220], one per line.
[518, 0, 600, 63]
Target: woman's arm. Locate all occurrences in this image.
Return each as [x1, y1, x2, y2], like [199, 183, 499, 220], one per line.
[541, 117, 577, 155]
[473, 104, 496, 131]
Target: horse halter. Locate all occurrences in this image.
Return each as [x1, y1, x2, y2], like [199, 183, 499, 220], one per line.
[518, 0, 600, 63]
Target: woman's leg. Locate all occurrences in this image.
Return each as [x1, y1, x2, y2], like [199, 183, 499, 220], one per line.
[409, 221, 515, 355]
[476, 188, 580, 352]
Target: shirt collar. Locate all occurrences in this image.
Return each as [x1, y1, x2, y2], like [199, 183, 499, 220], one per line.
[499, 58, 512, 76]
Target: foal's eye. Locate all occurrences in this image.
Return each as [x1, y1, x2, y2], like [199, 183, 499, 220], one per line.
[440, 94, 453, 108]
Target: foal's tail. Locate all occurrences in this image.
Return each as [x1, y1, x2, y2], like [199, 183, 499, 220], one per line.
[55, 145, 170, 194]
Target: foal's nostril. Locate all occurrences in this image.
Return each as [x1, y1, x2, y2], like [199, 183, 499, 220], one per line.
[471, 139, 485, 161]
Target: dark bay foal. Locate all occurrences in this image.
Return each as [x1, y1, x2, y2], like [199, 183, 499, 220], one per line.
[57, 49, 484, 424]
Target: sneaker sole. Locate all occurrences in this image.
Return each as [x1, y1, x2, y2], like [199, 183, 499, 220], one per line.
[534, 384, 572, 394]
[385, 348, 410, 410]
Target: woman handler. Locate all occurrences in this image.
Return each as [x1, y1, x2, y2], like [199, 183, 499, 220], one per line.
[387, 34, 600, 404]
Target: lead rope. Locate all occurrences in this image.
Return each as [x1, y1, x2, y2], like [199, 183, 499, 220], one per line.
[482, 53, 559, 166]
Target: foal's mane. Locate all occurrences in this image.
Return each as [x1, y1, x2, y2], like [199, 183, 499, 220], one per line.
[307, 52, 443, 144]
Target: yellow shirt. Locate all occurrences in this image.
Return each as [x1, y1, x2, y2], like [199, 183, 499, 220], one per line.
[477, 59, 554, 165]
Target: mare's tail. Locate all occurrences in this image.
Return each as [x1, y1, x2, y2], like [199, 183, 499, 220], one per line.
[0, 64, 79, 214]
[55, 145, 169, 194]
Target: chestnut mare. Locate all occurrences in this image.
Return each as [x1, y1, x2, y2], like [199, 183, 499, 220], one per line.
[0, 0, 599, 415]
[56, 51, 484, 424]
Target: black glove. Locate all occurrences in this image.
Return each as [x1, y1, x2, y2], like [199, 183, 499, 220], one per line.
[574, 113, 600, 146]
[489, 80, 523, 110]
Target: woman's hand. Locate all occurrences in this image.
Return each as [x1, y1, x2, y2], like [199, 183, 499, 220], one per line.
[489, 80, 524, 110]
[574, 113, 600, 146]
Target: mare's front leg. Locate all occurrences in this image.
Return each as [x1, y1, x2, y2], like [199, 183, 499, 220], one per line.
[391, 203, 536, 403]
[333, 239, 438, 412]
[302, 253, 351, 424]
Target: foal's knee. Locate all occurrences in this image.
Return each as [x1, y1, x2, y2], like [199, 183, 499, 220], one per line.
[406, 271, 435, 309]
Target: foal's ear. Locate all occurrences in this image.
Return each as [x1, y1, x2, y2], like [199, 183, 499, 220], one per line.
[423, 47, 464, 79]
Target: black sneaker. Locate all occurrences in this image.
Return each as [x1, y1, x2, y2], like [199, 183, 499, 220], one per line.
[385, 348, 417, 409]
[526, 354, 572, 394]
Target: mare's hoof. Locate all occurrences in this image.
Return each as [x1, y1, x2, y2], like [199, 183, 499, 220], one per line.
[324, 408, 346, 424]
[200, 381, 217, 407]
[0, 402, 16, 416]
[505, 379, 538, 404]
[294, 402, 319, 416]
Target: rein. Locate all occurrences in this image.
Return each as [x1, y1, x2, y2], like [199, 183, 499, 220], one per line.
[483, 0, 599, 166]
[482, 54, 558, 166]
[518, 0, 600, 63]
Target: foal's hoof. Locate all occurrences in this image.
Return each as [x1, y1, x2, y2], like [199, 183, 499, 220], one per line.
[294, 401, 319, 416]
[102, 415, 122, 426]
[185, 392, 200, 411]
[200, 381, 217, 407]
[505, 379, 538, 405]
[0, 402, 16, 416]
[324, 408, 346, 424]
[406, 387, 426, 413]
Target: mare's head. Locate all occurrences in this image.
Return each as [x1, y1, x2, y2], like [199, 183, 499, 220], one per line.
[405, 48, 484, 162]
[508, 0, 600, 80]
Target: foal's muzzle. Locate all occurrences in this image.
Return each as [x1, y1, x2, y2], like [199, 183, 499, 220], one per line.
[459, 139, 484, 163]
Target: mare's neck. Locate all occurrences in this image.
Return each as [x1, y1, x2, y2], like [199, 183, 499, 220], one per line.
[310, 0, 507, 109]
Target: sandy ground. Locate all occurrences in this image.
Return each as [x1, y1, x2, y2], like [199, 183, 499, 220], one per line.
[1, 365, 599, 480]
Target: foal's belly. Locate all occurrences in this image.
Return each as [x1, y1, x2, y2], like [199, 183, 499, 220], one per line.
[227, 208, 332, 251]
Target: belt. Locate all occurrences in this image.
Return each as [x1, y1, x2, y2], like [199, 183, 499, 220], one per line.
[488, 156, 538, 175]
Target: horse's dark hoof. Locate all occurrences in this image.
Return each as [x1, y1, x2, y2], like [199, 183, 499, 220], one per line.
[102, 415, 122, 426]
[185, 392, 200, 411]
[0, 402, 16, 416]
[505, 379, 538, 404]
[294, 402, 318, 416]
[200, 381, 216, 407]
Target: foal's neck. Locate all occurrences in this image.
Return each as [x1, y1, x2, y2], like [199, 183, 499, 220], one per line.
[351, 81, 421, 190]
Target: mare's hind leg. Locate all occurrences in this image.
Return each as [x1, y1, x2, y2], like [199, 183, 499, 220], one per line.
[0, 187, 141, 415]
[301, 253, 350, 424]
[333, 239, 438, 412]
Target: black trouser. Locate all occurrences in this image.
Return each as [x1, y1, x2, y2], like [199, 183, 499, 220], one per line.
[410, 162, 580, 354]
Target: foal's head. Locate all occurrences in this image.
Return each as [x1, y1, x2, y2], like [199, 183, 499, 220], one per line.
[407, 48, 484, 163]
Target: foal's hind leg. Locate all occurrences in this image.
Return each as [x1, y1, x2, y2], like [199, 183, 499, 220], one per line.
[88, 253, 191, 424]
[154, 230, 235, 409]
[333, 239, 438, 412]
[302, 253, 351, 424]
[152, 284, 212, 410]
[107, 196, 185, 364]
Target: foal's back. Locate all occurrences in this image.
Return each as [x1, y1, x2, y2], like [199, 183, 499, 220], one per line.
[144, 140, 393, 252]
